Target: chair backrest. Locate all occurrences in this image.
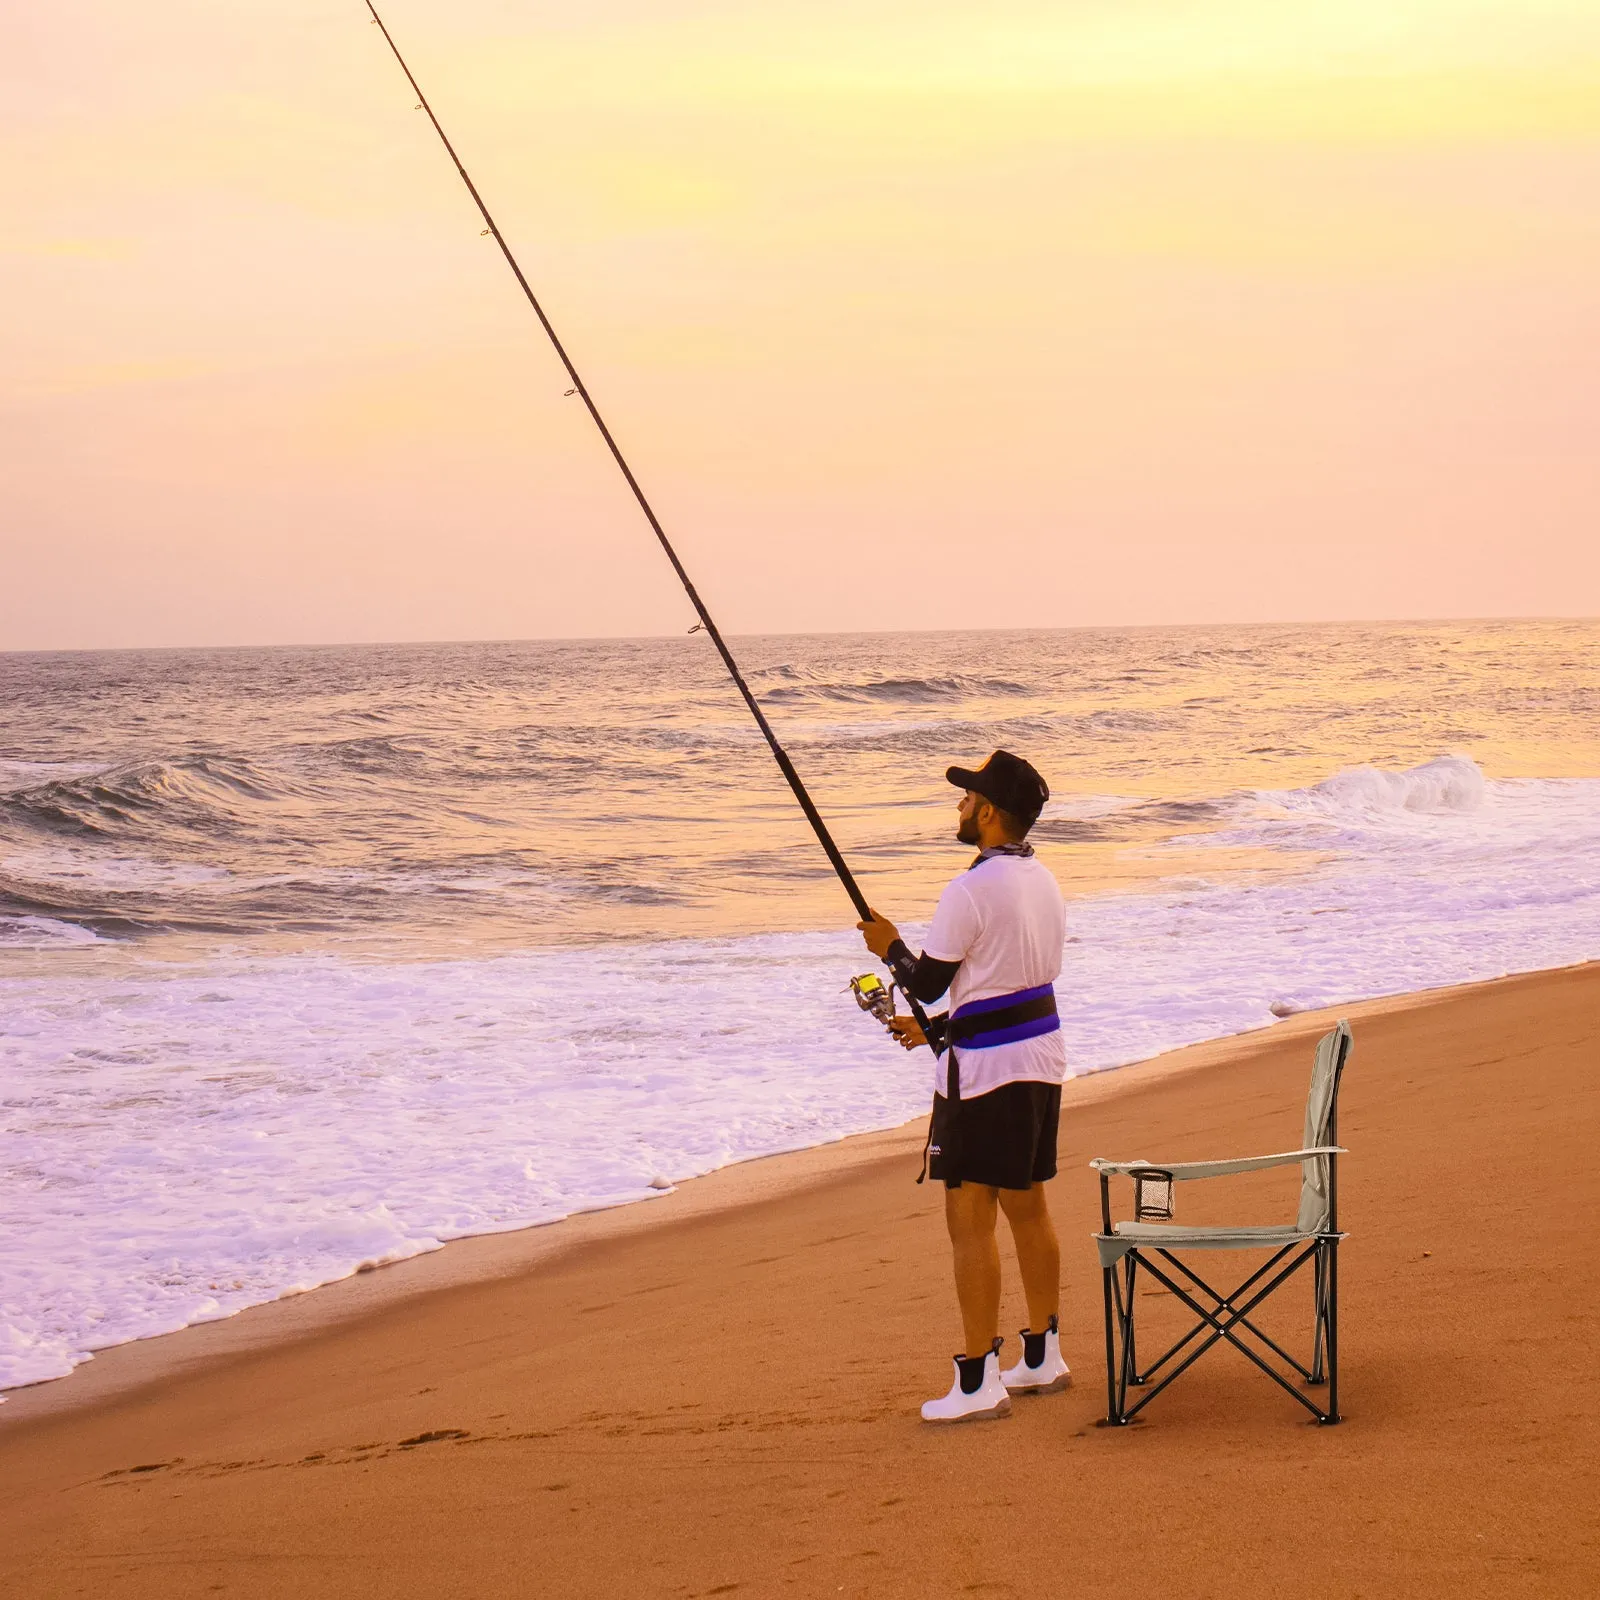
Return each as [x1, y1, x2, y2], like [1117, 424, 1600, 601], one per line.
[1296, 1020, 1353, 1233]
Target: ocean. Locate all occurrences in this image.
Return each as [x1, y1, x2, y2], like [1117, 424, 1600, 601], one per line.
[3, 620, 1598, 1394]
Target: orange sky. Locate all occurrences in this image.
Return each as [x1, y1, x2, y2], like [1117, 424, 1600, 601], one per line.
[3, 0, 1598, 649]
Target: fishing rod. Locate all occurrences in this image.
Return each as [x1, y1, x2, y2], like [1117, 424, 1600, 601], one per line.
[364, 3, 939, 1049]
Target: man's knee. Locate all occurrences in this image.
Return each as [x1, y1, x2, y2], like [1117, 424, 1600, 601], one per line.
[944, 1182, 999, 1239]
[997, 1182, 1052, 1228]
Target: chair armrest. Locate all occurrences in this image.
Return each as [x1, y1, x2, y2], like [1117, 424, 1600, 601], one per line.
[1089, 1147, 1346, 1182]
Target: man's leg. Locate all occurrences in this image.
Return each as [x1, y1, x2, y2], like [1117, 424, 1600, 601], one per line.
[944, 1182, 1001, 1356]
[998, 1182, 1060, 1333]
[922, 1182, 1013, 1423]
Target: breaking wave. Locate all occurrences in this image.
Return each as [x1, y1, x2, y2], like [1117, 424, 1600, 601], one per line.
[758, 673, 1032, 707]
[1273, 754, 1487, 819]
[0, 754, 289, 842]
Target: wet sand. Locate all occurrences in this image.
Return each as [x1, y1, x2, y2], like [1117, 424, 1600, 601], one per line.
[3, 964, 1597, 1598]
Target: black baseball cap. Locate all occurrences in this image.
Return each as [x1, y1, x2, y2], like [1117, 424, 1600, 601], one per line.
[946, 749, 1050, 830]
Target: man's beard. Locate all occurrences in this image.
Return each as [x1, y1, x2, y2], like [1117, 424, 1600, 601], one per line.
[957, 810, 981, 846]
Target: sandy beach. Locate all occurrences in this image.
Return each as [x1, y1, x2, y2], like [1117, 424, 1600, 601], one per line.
[3, 963, 1596, 1598]
[9, 2, 1598, 1593]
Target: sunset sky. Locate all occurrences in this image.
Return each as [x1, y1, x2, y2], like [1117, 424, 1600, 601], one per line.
[3, 0, 1598, 649]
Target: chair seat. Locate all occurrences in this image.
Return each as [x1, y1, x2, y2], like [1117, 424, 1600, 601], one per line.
[1094, 1222, 1316, 1268]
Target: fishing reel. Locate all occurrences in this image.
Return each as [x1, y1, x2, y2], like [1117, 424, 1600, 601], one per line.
[848, 971, 898, 1031]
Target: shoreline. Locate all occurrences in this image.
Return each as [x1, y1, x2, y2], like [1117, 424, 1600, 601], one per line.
[4, 959, 1596, 1597]
[7, 963, 1586, 1430]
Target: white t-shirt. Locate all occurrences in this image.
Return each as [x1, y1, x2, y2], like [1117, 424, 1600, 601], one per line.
[923, 852, 1068, 1099]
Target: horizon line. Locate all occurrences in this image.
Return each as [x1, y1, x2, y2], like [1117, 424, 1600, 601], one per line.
[3, 613, 1598, 661]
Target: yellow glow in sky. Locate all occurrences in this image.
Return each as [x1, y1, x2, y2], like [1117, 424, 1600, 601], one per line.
[2, 0, 1597, 647]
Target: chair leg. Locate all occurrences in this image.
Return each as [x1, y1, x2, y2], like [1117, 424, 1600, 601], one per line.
[1123, 1246, 1331, 1423]
[1101, 1265, 1123, 1425]
[1098, 1240, 1344, 1426]
[1322, 1236, 1342, 1425]
[1310, 1243, 1328, 1385]
[1125, 1255, 1142, 1384]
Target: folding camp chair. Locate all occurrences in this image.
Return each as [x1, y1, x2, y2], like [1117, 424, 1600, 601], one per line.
[1091, 1019, 1352, 1426]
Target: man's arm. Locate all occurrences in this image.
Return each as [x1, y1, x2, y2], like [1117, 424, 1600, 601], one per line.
[856, 910, 961, 1002]
[884, 939, 960, 1003]
[856, 911, 955, 1052]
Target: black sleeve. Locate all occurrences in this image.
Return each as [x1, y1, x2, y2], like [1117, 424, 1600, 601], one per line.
[886, 938, 961, 1003]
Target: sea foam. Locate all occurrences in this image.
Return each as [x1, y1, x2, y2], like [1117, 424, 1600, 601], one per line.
[2, 757, 1597, 1395]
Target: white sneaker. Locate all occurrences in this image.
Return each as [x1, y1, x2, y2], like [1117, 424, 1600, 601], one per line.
[920, 1347, 1012, 1424]
[1001, 1324, 1071, 1394]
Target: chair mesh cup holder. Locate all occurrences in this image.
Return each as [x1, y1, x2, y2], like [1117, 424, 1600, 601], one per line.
[1134, 1169, 1175, 1222]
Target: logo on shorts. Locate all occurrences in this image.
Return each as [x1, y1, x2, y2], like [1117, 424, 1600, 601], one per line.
[929, 1144, 942, 1155]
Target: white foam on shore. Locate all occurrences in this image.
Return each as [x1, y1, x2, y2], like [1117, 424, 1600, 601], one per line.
[3, 758, 1597, 1395]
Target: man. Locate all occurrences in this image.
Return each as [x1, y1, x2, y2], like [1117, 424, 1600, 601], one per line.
[858, 749, 1069, 1423]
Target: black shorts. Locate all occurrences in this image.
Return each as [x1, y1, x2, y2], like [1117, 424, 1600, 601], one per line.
[927, 1078, 1061, 1190]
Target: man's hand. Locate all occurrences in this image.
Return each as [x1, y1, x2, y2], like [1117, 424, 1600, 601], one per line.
[888, 1015, 926, 1051]
[856, 909, 900, 961]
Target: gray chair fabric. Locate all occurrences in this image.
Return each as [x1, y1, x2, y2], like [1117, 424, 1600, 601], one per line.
[1296, 1020, 1350, 1232]
[1091, 1019, 1354, 1265]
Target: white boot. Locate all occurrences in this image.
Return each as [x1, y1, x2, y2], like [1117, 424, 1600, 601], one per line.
[921, 1344, 1012, 1424]
[1001, 1318, 1070, 1394]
